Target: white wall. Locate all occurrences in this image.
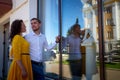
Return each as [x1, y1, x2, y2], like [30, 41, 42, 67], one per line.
[12, 0, 27, 9]
[10, 0, 30, 34]
[117, 2, 120, 40]
[112, 4, 117, 40]
[29, 0, 37, 32]
[10, 0, 37, 34]
[115, 2, 120, 40]
[29, 0, 37, 20]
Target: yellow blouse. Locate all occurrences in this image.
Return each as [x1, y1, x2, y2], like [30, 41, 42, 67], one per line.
[10, 35, 30, 61]
[8, 35, 33, 80]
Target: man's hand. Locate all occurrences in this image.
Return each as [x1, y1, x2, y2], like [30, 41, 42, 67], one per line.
[55, 36, 60, 43]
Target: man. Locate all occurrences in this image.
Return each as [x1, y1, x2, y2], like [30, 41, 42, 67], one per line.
[25, 18, 60, 80]
[62, 24, 82, 80]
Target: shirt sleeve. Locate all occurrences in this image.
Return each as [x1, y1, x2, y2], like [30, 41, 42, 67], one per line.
[12, 35, 22, 61]
[61, 37, 68, 50]
[44, 36, 56, 51]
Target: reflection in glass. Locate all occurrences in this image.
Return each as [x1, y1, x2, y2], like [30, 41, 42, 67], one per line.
[62, 24, 82, 80]
[62, 0, 100, 80]
[81, 29, 97, 80]
[38, 0, 120, 80]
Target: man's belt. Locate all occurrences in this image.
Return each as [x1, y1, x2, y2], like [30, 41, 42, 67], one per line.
[31, 60, 43, 66]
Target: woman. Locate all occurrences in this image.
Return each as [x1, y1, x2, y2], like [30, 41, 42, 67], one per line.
[7, 19, 33, 80]
[81, 29, 97, 80]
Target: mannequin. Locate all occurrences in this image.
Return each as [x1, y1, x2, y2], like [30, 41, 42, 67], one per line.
[81, 29, 97, 80]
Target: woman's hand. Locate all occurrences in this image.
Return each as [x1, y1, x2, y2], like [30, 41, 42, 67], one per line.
[21, 68, 27, 78]
[16, 60, 27, 78]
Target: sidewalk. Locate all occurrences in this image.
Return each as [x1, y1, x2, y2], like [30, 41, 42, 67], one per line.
[106, 69, 120, 80]
[45, 63, 120, 80]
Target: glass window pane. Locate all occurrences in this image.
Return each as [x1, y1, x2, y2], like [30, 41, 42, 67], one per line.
[103, 0, 120, 80]
[61, 0, 100, 80]
[38, 0, 120, 80]
[38, 0, 59, 79]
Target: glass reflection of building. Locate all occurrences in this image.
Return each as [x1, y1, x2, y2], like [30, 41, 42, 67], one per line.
[83, 0, 120, 53]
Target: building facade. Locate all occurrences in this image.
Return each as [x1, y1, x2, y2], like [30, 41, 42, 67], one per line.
[83, 0, 120, 53]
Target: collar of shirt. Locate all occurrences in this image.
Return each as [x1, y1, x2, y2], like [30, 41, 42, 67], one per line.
[31, 31, 42, 37]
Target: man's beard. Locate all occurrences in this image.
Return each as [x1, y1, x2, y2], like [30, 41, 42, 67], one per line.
[33, 28, 39, 32]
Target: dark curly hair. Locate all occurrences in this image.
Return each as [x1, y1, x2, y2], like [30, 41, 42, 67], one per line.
[9, 19, 23, 43]
[72, 23, 81, 32]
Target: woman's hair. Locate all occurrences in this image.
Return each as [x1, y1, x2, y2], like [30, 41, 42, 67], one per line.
[9, 19, 23, 43]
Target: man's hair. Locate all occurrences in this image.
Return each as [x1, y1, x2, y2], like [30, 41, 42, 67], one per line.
[31, 18, 41, 23]
[72, 23, 81, 31]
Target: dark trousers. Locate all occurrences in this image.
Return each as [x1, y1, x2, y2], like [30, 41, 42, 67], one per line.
[68, 60, 82, 80]
[31, 61, 45, 80]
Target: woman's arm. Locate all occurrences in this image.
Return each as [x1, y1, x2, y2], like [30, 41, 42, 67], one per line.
[16, 60, 27, 78]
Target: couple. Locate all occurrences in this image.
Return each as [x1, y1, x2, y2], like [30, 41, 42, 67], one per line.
[7, 18, 60, 80]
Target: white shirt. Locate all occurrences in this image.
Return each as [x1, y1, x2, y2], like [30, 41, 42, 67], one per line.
[63, 34, 82, 60]
[25, 32, 56, 62]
